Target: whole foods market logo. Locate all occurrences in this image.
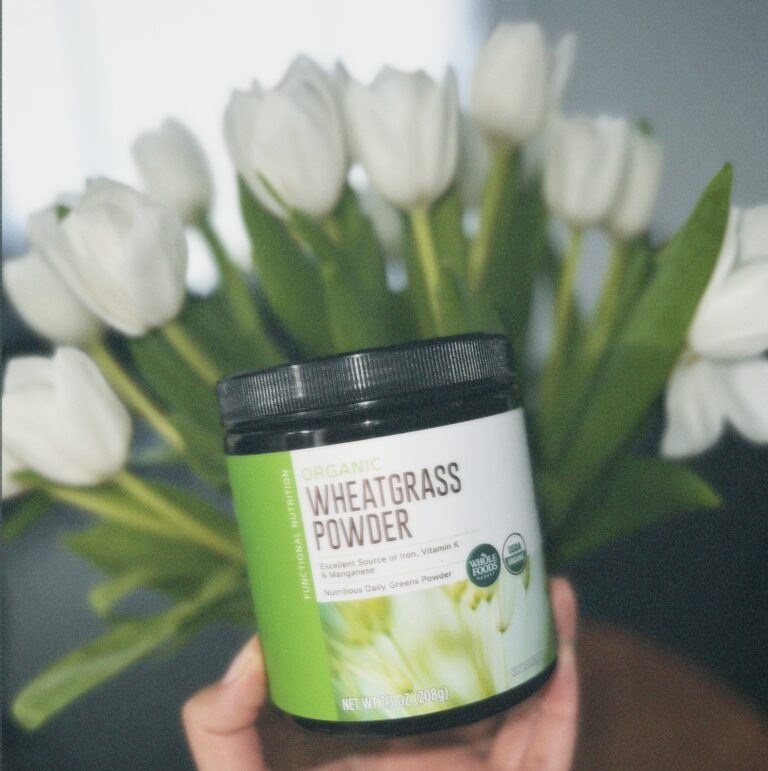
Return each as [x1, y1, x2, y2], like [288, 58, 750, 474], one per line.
[466, 543, 500, 587]
[502, 532, 527, 575]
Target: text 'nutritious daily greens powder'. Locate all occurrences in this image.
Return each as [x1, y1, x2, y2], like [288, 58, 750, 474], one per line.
[217, 334, 556, 735]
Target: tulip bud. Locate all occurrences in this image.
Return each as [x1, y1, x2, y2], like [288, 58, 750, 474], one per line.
[544, 116, 630, 228]
[132, 118, 213, 224]
[2, 348, 132, 487]
[471, 22, 550, 147]
[345, 67, 459, 210]
[39, 178, 188, 337]
[225, 56, 347, 219]
[5, 246, 103, 346]
[606, 129, 663, 239]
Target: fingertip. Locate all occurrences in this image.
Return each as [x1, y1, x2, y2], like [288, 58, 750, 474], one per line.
[549, 577, 578, 646]
[222, 636, 264, 684]
[182, 635, 266, 736]
[182, 636, 267, 771]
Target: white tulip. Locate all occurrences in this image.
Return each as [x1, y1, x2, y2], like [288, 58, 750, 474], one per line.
[544, 116, 630, 228]
[662, 206, 768, 457]
[225, 55, 347, 219]
[471, 22, 551, 147]
[38, 178, 188, 337]
[520, 33, 577, 176]
[5, 245, 103, 346]
[345, 67, 459, 210]
[132, 118, 213, 224]
[2, 347, 132, 487]
[607, 129, 663, 239]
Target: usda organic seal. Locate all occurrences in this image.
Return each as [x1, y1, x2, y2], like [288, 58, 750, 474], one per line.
[502, 532, 527, 575]
[466, 543, 501, 587]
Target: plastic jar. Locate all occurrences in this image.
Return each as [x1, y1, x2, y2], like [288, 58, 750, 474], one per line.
[217, 333, 556, 735]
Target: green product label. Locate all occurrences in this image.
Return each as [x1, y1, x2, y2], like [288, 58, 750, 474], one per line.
[227, 411, 556, 723]
[227, 453, 336, 720]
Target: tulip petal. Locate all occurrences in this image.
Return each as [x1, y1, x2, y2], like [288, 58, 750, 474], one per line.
[132, 118, 213, 223]
[550, 33, 576, 111]
[5, 251, 103, 346]
[545, 116, 630, 227]
[607, 130, 663, 239]
[661, 356, 726, 457]
[471, 22, 550, 145]
[224, 58, 346, 220]
[53, 348, 132, 476]
[739, 204, 768, 263]
[4, 356, 53, 393]
[346, 67, 458, 210]
[718, 356, 768, 444]
[55, 180, 188, 336]
[2, 349, 132, 487]
[689, 257, 768, 359]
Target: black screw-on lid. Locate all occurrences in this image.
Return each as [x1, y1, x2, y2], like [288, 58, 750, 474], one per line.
[216, 333, 514, 428]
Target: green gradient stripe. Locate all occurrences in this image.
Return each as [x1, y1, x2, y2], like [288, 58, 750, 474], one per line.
[227, 453, 336, 719]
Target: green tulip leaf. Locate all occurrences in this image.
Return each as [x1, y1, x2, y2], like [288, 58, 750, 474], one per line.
[430, 185, 468, 278]
[168, 413, 229, 492]
[1, 492, 51, 541]
[498, 175, 549, 356]
[142, 480, 239, 540]
[545, 164, 732, 523]
[63, 521, 231, 599]
[11, 570, 241, 730]
[238, 177, 332, 356]
[540, 236, 657, 462]
[129, 331, 220, 434]
[288, 208, 391, 351]
[180, 292, 284, 375]
[334, 186, 390, 299]
[552, 456, 721, 566]
[88, 567, 161, 617]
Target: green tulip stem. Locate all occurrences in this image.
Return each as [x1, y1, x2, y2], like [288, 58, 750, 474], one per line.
[114, 471, 243, 563]
[468, 146, 515, 294]
[161, 321, 221, 386]
[322, 214, 341, 244]
[42, 483, 176, 540]
[409, 206, 444, 335]
[196, 216, 272, 349]
[539, 226, 583, 415]
[582, 238, 627, 366]
[88, 340, 184, 453]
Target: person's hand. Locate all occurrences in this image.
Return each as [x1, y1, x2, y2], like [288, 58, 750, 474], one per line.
[183, 578, 578, 770]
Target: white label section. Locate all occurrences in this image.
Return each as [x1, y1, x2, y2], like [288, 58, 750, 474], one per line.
[290, 409, 542, 603]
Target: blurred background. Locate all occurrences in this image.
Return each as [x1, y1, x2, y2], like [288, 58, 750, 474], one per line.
[3, 0, 767, 768]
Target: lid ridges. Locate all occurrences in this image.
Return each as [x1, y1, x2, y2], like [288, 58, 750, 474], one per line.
[217, 334, 513, 427]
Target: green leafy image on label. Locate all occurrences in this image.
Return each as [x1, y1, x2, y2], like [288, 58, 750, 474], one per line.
[502, 533, 528, 575]
[466, 544, 501, 587]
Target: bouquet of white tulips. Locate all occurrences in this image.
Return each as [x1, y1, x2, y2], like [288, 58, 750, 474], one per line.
[4, 21, 767, 729]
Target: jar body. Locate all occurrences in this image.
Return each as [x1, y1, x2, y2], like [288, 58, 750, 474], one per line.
[224, 380, 556, 735]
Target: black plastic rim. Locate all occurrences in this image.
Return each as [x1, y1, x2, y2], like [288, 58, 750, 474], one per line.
[290, 658, 556, 737]
[217, 333, 514, 429]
